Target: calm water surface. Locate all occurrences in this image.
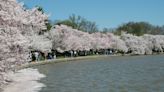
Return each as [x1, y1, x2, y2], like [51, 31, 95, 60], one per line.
[36, 55, 164, 92]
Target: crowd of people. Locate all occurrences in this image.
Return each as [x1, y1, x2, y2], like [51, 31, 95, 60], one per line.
[28, 50, 56, 62]
[28, 48, 117, 62]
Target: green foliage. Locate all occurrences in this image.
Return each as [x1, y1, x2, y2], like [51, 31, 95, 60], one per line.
[115, 22, 164, 36]
[46, 20, 53, 31]
[36, 6, 44, 14]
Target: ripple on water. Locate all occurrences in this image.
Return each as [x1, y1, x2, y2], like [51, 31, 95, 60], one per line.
[36, 55, 164, 92]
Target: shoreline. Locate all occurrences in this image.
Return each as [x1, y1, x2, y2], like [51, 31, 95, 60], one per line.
[17, 53, 163, 70]
[17, 54, 123, 70]
[2, 54, 124, 92]
[2, 53, 164, 92]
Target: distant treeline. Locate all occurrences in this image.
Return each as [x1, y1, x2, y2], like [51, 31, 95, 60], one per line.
[51, 15, 164, 36]
[115, 22, 164, 36]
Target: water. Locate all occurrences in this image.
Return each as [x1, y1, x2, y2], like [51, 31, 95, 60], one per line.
[36, 55, 164, 92]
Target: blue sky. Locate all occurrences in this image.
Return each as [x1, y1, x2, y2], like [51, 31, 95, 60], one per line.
[19, 0, 164, 29]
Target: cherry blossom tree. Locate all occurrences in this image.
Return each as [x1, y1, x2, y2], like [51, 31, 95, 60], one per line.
[30, 34, 52, 53]
[143, 34, 164, 53]
[106, 33, 128, 53]
[121, 33, 151, 55]
[50, 25, 90, 52]
[91, 32, 111, 50]
[50, 25, 128, 54]
[0, 0, 48, 87]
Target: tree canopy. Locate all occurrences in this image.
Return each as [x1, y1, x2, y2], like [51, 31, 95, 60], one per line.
[115, 22, 164, 36]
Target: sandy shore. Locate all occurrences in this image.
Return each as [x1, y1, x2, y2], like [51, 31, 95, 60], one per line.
[3, 68, 46, 92]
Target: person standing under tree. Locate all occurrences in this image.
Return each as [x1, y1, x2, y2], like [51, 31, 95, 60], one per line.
[34, 51, 39, 61]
